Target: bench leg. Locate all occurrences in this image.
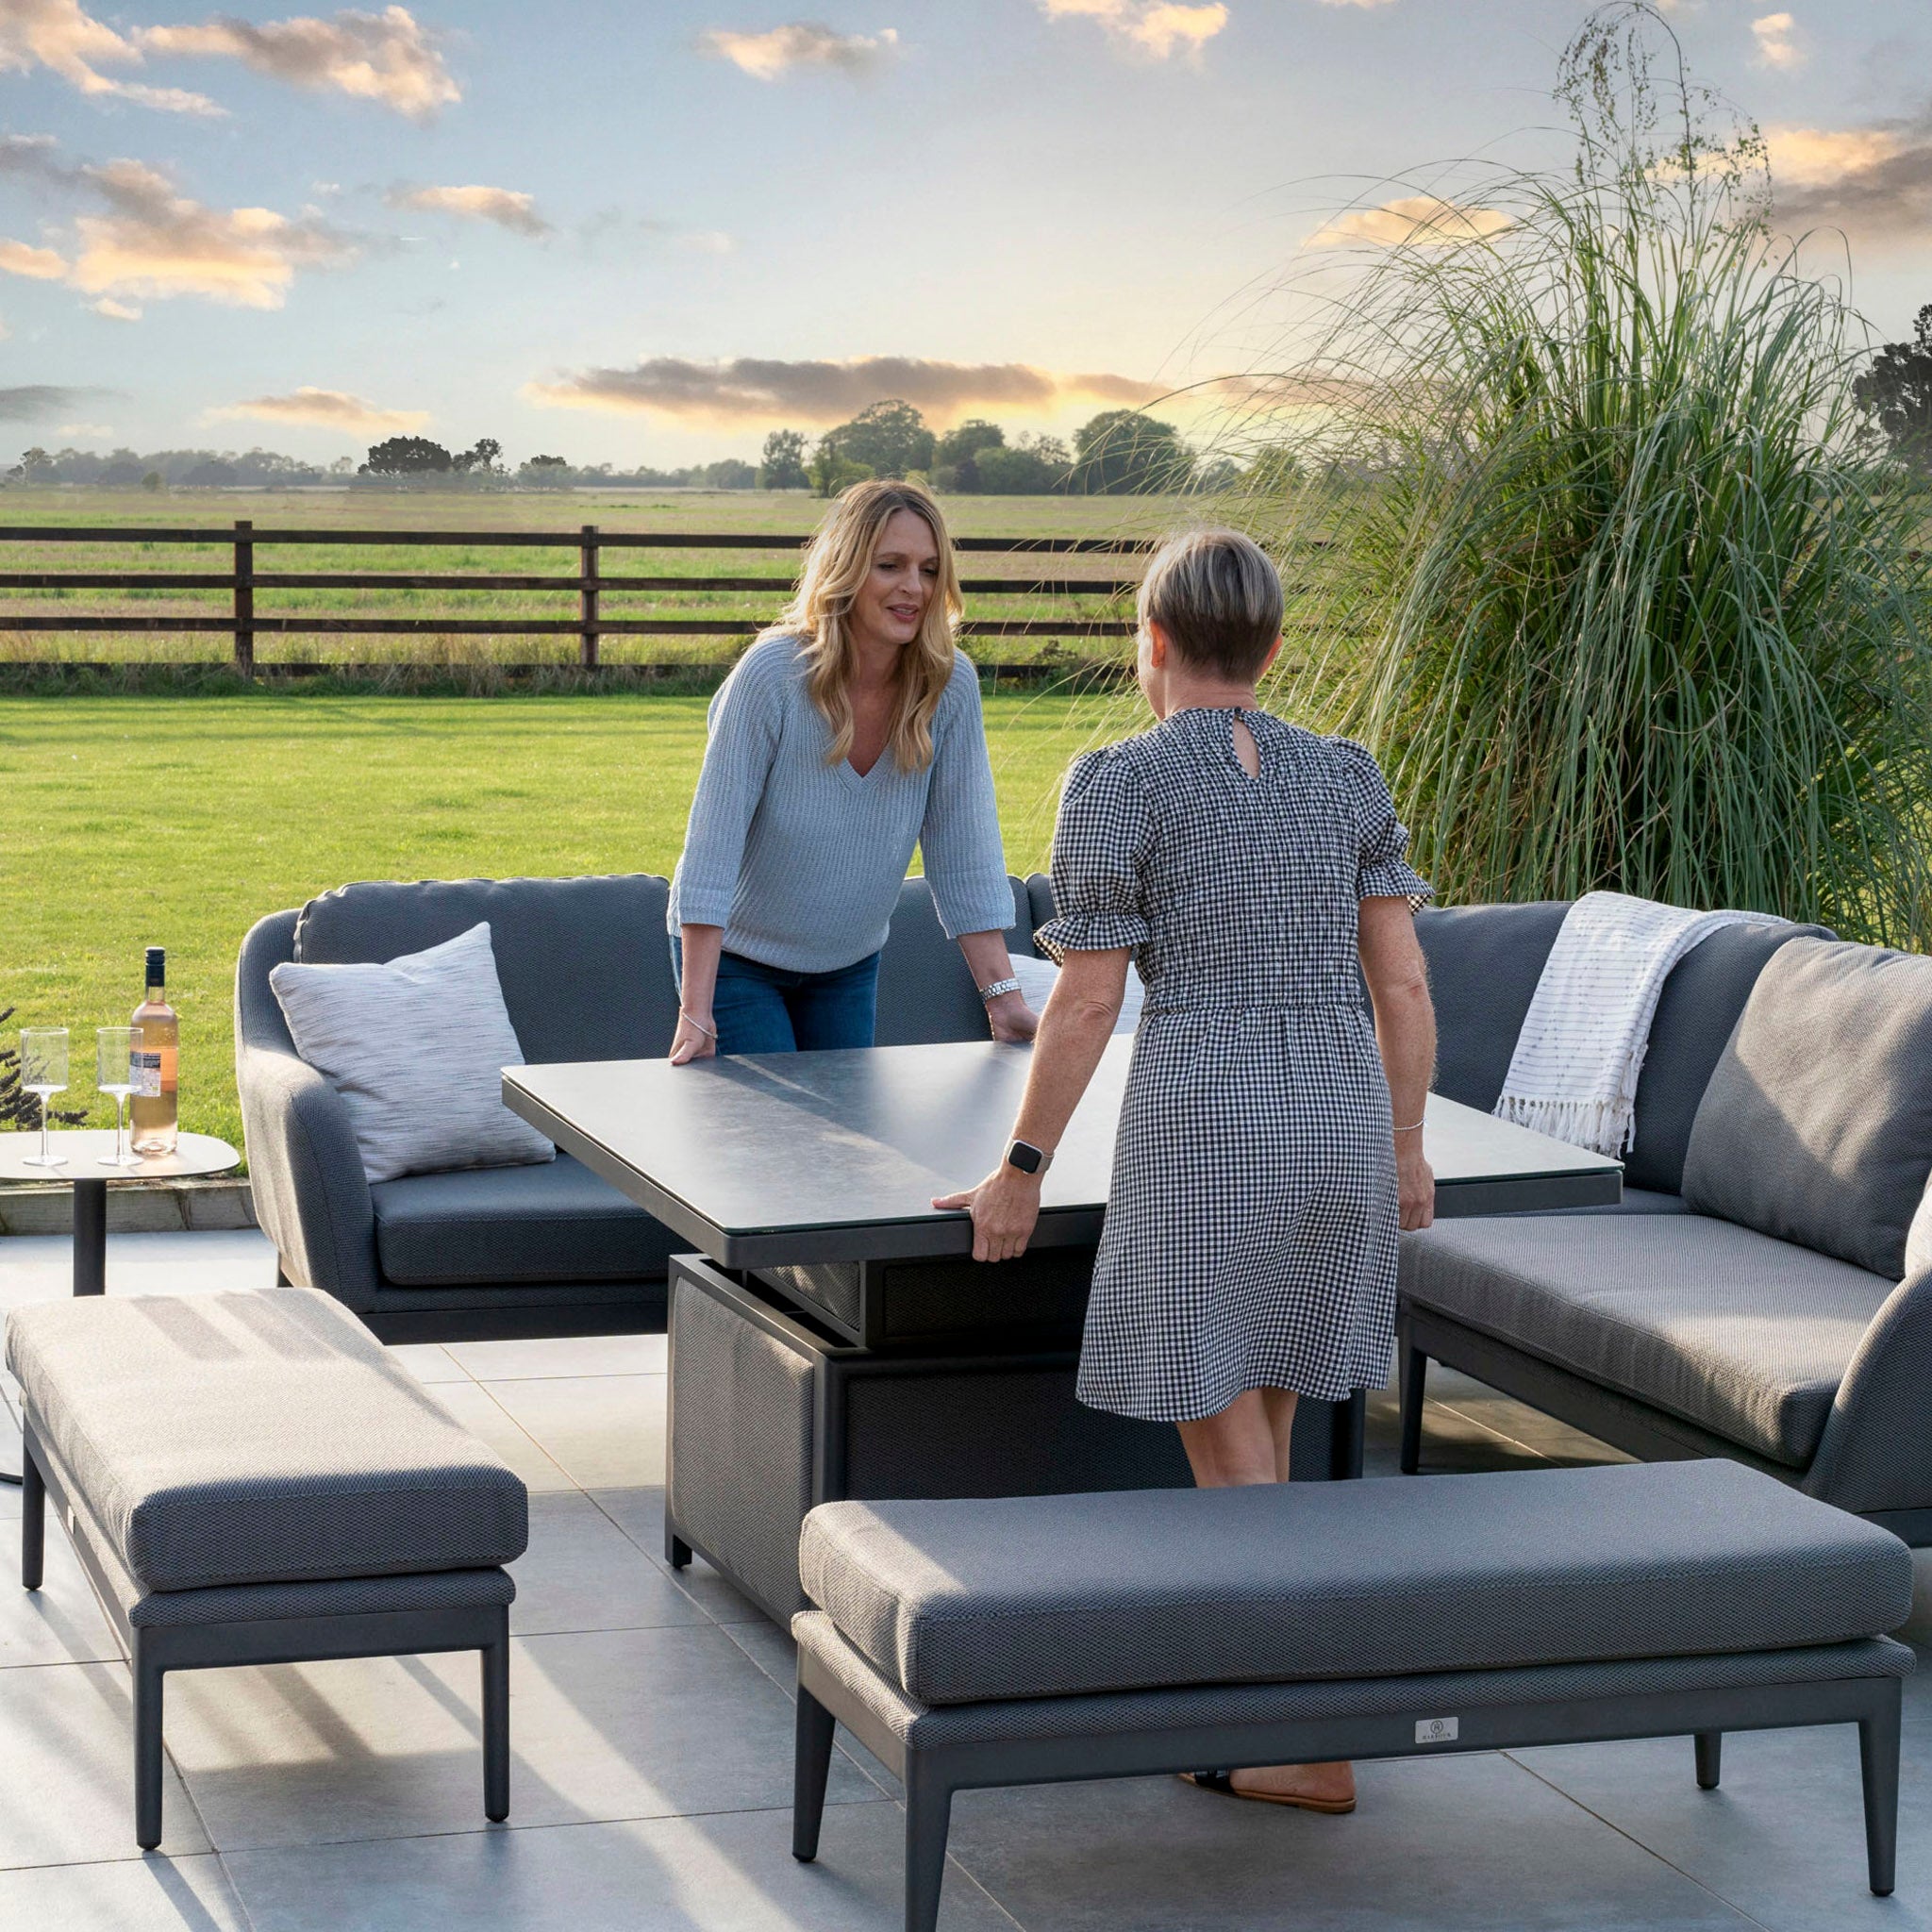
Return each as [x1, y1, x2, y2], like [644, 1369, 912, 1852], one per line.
[1860, 1688, 1901, 1896]
[133, 1634, 165, 1850]
[904, 1760, 953, 1932]
[481, 1625, 510, 1822]
[1399, 1344, 1427, 1474]
[1694, 1732, 1721, 1790]
[21, 1435, 43, 1591]
[792, 1685, 836, 1861]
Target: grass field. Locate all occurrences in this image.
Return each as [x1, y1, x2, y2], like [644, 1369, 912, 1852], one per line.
[0, 488, 1185, 667]
[1, 691, 1127, 1156]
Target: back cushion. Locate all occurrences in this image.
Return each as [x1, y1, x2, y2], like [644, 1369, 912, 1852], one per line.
[1683, 937, 1932, 1276]
[874, 875, 1034, 1047]
[1414, 903, 1571, 1108]
[1624, 919, 1832, 1193]
[295, 875, 677, 1063]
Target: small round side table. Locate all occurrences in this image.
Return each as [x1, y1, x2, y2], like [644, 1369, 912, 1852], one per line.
[0, 1131, 241, 1485]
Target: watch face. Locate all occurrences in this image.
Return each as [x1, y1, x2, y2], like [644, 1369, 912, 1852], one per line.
[1007, 1140, 1043, 1174]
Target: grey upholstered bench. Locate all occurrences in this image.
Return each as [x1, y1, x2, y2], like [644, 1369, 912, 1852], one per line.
[791, 1462, 1913, 1932]
[7, 1287, 529, 1848]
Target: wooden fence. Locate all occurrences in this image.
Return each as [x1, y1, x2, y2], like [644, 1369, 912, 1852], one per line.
[0, 522, 1153, 675]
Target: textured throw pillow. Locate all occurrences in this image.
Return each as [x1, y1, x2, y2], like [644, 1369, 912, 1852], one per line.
[1681, 937, 1932, 1277]
[1008, 953, 1145, 1036]
[270, 922, 556, 1185]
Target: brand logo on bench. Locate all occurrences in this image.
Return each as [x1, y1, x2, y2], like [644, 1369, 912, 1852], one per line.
[1415, 1716, 1459, 1744]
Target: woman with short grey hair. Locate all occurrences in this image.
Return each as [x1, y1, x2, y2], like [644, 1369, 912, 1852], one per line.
[936, 525, 1438, 1815]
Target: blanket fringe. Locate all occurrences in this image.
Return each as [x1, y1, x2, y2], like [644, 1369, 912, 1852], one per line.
[1493, 1092, 1634, 1158]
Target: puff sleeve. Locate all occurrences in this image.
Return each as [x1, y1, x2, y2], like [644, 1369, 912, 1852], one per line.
[1333, 737, 1433, 907]
[1034, 748, 1155, 961]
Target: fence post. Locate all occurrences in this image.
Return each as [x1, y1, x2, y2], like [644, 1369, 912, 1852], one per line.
[579, 524, 599, 669]
[232, 518, 255, 676]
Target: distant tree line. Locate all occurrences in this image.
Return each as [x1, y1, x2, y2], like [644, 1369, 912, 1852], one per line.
[1856, 304, 1932, 477]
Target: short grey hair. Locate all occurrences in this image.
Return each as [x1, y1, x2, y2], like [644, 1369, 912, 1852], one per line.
[1137, 527, 1282, 680]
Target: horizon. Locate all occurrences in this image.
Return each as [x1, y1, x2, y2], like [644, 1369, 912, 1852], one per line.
[2, 0, 1929, 471]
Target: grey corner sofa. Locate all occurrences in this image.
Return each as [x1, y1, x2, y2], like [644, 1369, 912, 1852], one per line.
[1401, 901, 1932, 1542]
[236, 871, 1043, 1345]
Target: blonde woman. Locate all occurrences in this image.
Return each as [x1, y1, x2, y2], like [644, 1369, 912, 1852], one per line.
[668, 479, 1038, 1060]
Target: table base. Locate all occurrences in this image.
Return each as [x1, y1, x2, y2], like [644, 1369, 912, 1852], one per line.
[666, 1256, 1365, 1624]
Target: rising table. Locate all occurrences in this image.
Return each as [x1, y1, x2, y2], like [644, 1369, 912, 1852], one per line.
[506, 1038, 1622, 1617]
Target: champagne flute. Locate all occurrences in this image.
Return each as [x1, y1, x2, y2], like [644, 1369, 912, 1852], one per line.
[19, 1028, 68, 1168]
[97, 1025, 142, 1168]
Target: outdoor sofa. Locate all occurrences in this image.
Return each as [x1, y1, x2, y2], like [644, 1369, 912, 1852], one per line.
[1400, 901, 1932, 1542]
[235, 872, 1045, 1344]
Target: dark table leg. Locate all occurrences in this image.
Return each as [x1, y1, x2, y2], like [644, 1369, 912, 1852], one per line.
[72, 1179, 108, 1297]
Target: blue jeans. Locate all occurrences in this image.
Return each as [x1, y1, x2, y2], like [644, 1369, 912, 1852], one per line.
[672, 939, 880, 1054]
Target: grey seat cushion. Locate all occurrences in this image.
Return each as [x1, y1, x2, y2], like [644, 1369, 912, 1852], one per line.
[372, 1153, 681, 1286]
[296, 874, 678, 1064]
[6, 1289, 528, 1592]
[1400, 1213, 1894, 1465]
[874, 875, 1036, 1047]
[1684, 937, 1932, 1278]
[799, 1460, 1910, 1706]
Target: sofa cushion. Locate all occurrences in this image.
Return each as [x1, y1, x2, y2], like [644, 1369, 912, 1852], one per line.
[874, 875, 1036, 1047]
[372, 1153, 681, 1286]
[798, 1460, 1910, 1706]
[1683, 938, 1932, 1278]
[296, 874, 678, 1065]
[271, 922, 557, 1186]
[1624, 918, 1831, 1194]
[1400, 1213, 1893, 1466]
[1414, 902, 1571, 1108]
[6, 1289, 528, 1592]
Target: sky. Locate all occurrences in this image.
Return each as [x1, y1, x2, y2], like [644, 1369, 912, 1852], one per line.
[0, 0, 1929, 469]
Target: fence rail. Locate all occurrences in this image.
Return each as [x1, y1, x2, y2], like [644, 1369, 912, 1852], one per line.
[0, 522, 1156, 674]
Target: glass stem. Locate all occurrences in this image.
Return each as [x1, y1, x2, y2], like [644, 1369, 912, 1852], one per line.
[38, 1092, 49, 1164]
[116, 1092, 129, 1165]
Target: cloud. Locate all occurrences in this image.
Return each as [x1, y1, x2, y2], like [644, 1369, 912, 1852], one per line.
[525, 354, 1164, 427]
[1317, 0, 1397, 8]
[1769, 112, 1932, 240]
[0, 0, 222, 112]
[0, 139, 360, 307]
[57, 419, 110, 435]
[387, 183, 549, 236]
[1751, 11, 1802, 71]
[697, 22, 897, 79]
[90, 293, 139, 318]
[1038, 0, 1228, 60]
[1306, 194, 1513, 248]
[0, 382, 90, 420]
[675, 229, 734, 254]
[0, 236, 68, 277]
[138, 7, 458, 119]
[208, 385, 427, 433]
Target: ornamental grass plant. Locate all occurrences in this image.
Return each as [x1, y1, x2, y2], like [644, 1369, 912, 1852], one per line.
[1216, 5, 1932, 945]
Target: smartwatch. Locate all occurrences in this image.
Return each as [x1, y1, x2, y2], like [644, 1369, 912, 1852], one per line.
[1006, 1138, 1053, 1175]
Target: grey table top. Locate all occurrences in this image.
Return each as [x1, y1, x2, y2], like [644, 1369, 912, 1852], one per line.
[506, 1037, 1622, 1269]
[0, 1130, 239, 1185]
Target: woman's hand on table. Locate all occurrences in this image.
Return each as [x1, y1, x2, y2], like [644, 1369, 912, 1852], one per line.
[669, 1013, 717, 1065]
[986, 991, 1040, 1044]
[933, 1165, 1041, 1262]
[1397, 1137, 1435, 1230]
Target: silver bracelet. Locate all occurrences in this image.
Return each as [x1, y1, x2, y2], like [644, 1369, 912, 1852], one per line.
[1393, 1119, 1425, 1133]
[978, 976, 1021, 1005]
[680, 1010, 718, 1041]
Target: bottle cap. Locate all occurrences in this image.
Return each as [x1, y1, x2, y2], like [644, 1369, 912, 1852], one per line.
[145, 946, 166, 982]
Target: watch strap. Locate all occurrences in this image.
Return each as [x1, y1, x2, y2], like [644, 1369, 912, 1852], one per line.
[978, 976, 1022, 1005]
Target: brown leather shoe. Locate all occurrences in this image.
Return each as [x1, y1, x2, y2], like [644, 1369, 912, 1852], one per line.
[1180, 1770, 1357, 1816]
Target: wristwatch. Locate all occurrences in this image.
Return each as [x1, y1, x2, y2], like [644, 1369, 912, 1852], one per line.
[1006, 1138, 1054, 1175]
[978, 975, 1022, 1005]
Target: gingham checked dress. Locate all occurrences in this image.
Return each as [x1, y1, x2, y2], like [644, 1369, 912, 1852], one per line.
[1037, 708, 1432, 1423]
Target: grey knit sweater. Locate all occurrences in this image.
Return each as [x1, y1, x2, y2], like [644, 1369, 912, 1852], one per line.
[667, 633, 1014, 973]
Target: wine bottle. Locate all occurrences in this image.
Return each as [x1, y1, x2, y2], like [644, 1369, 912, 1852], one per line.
[131, 945, 179, 1156]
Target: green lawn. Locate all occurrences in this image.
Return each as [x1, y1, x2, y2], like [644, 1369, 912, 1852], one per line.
[1, 691, 1129, 1154]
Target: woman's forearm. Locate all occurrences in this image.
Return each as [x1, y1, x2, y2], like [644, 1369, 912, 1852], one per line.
[677, 924, 724, 1022]
[1374, 978, 1435, 1130]
[956, 928, 1014, 990]
[1009, 959, 1125, 1151]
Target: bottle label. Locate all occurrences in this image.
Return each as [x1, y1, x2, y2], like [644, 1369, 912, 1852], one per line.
[133, 1050, 162, 1098]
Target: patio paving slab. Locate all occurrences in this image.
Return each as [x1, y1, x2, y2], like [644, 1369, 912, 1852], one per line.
[0, 1511, 121, 1669]
[423, 1380, 575, 1493]
[0, 1852, 250, 1930]
[223, 1803, 1020, 1932]
[162, 1623, 878, 1853]
[511, 1491, 709, 1639]
[485, 1373, 666, 1491]
[591, 1485, 768, 1624]
[0, 1659, 210, 1866]
[447, 1333, 668, 1380]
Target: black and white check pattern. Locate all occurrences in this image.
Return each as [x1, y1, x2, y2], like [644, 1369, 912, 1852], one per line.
[1036, 708, 1432, 1422]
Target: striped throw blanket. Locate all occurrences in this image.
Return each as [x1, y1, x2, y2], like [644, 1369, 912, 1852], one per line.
[1493, 891, 1783, 1158]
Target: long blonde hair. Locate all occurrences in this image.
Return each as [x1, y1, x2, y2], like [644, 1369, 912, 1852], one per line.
[762, 478, 963, 772]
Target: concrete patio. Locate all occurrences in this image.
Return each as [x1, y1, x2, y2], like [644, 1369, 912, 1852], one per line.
[0, 1227, 1924, 1932]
